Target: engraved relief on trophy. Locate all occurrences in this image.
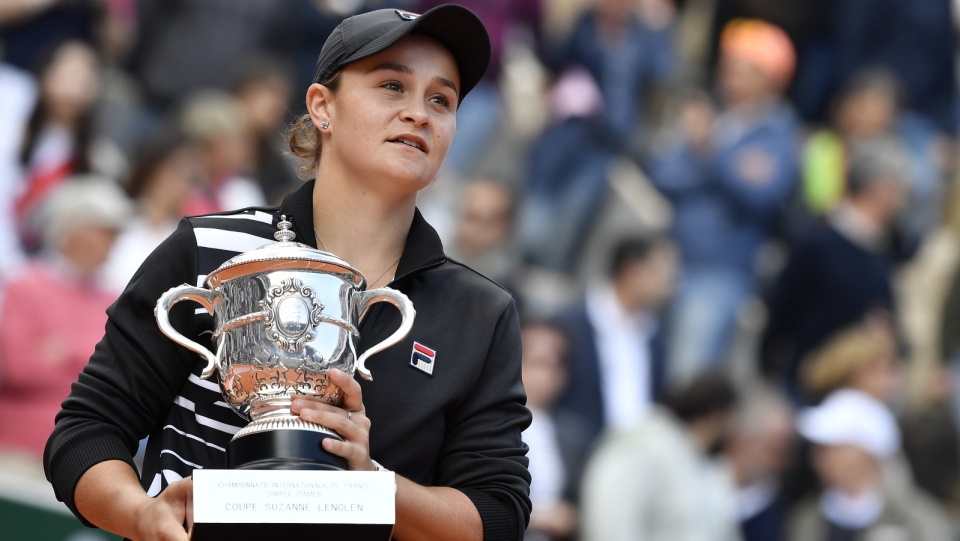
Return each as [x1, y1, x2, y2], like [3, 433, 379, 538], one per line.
[261, 275, 325, 353]
[232, 366, 342, 403]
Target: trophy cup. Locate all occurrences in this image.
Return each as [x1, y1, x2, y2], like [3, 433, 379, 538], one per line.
[154, 216, 412, 539]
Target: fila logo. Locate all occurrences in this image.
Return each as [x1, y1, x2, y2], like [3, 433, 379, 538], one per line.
[410, 342, 436, 376]
[395, 10, 420, 21]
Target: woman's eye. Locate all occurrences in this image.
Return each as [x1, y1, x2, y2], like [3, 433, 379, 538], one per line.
[430, 94, 452, 109]
[382, 81, 402, 92]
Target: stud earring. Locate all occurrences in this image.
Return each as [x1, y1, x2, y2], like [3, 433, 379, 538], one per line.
[320, 121, 330, 130]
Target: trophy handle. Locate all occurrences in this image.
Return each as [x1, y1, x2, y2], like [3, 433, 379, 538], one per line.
[355, 287, 416, 381]
[156, 285, 219, 379]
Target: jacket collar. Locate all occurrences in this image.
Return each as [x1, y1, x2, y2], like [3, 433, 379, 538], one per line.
[278, 180, 447, 282]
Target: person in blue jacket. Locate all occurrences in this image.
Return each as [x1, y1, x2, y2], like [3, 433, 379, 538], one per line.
[647, 19, 801, 386]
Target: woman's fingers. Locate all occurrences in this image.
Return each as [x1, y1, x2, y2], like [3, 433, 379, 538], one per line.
[289, 368, 374, 470]
[294, 400, 370, 436]
[321, 434, 374, 469]
[327, 369, 365, 412]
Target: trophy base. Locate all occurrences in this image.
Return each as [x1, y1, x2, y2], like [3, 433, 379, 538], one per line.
[227, 429, 348, 471]
[191, 469, 396, 541]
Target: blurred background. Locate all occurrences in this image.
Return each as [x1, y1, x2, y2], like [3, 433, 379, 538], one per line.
[3, 0, 960, 540]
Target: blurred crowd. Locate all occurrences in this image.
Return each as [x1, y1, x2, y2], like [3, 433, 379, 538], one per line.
[3, 0, 960, 540]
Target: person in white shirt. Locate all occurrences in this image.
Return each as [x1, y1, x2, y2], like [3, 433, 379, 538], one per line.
[555, 233, 679, 444]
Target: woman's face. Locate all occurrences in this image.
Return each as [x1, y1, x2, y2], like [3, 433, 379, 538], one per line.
[318, 35, 459, 197]
[42, 41, 101, 123]
[143, 145, 203, 214]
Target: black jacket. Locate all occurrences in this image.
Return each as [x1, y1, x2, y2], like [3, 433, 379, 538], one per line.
[44, 180, 532, 540]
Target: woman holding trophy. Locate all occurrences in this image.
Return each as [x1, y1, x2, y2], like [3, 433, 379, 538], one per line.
[44, 5, 531, 541]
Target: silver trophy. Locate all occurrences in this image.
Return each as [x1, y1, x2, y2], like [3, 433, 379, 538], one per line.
[155, 216, 415, 470]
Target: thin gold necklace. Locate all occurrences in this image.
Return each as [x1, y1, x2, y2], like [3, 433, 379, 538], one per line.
[314, 226, 401, 287]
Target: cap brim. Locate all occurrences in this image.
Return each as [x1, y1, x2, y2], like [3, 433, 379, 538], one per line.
[796, 390, 900, 459]
[339, 4, 491, 103]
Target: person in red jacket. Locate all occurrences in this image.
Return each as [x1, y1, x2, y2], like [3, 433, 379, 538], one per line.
[0, 179, 131, 460]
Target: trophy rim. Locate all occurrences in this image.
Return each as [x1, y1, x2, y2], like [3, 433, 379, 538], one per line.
[205, 241, 367, 289]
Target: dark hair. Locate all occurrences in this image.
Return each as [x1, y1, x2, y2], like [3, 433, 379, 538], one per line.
[837, 66, 906, 111]
[663, 371, 738, 424]
[286, 71, 343, 178]
[608, 232, 672, 278]
[19, 40, 97, 172]
[124, 128, 196, 200]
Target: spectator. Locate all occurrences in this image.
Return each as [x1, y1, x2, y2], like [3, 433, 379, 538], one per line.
[177, 89, 265, 215]
[579, 371, 742, 541]
[800, 317, 900, 404]
[555, 233, 679, 446]
[787, 388, 953, 541]
[5, 39, 125, 256]
[226, 55, 300, 204]
[805, 317, 960, 510]
[544, 0, 674, 147]
[445, 177, 522, 290]
[0, 179, 132, 460]
[519, 0, 675, 272]
[647, 19, 800, 386]
[100, 130, 202, 291]
[832, 0, 955, 135]
[703, 0, 832, 122]
[801, 67, 943, 260]
[761, 137, 907, 400]
[520, 320, 591, 541]
[727, 384, 795, 541]
[781, 317, 903, 516]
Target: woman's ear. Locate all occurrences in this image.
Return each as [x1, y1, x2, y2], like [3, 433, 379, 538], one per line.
[306, 83, 335, 131]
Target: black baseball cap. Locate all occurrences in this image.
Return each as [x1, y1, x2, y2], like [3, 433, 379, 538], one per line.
[312, 4, 491, 104]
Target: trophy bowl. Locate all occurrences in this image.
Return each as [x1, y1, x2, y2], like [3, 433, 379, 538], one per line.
[155, 216, 415, 470]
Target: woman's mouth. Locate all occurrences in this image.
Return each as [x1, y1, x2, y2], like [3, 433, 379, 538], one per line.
[390, 136, 426, 152]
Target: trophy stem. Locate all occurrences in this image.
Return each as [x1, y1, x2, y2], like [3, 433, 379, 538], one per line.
[228, 415, 348, 470]
[235, 413, 340, 439]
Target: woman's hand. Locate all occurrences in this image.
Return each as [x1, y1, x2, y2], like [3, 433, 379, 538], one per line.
[134, 477, 194, 541]
[290, 368, 376, 471]
[75, 460, 193, 541]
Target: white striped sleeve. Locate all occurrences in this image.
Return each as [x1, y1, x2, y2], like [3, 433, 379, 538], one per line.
[173, 395, 243, 435]
[193, 228, 272, 253]
[191, 210, 276, 224]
